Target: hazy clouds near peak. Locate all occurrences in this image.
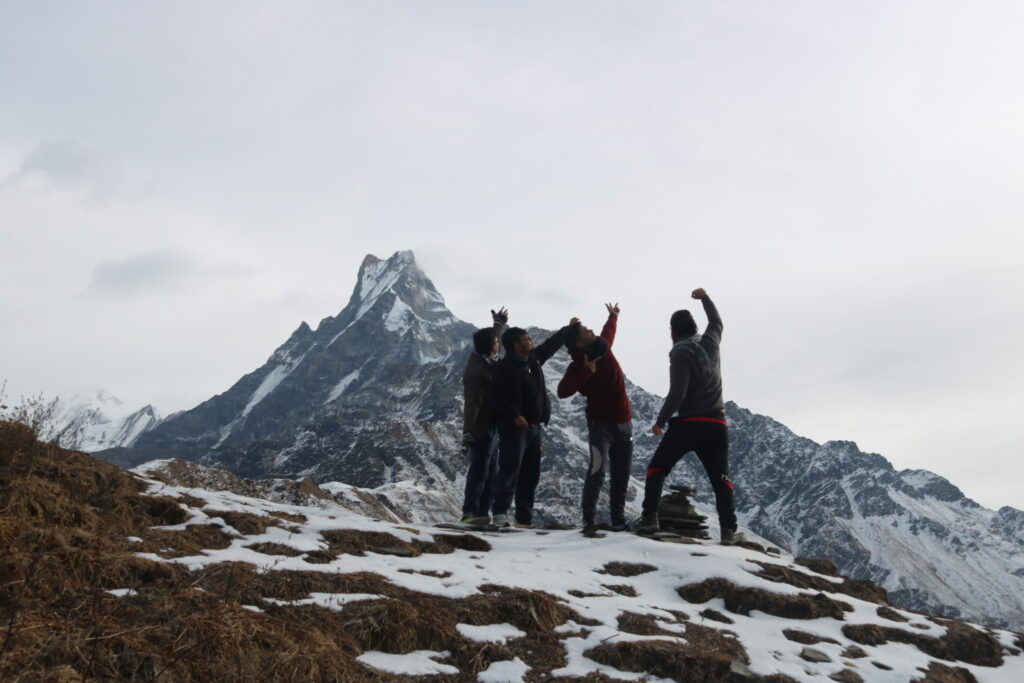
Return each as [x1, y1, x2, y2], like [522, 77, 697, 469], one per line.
[87, 249, 257, 296]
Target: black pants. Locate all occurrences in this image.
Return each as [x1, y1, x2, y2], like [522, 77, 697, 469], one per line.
[581, 420, 633, 526]
[491, 425, 543, 524]
[461, 429, 499, 516]
[641, 419, 737, 531]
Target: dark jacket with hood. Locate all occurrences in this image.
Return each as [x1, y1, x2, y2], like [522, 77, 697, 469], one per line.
[556, 314, 632, 424]
[490, 326, 569, 434]
[655, 296, 724, 428]
[462, 320, 508, 438]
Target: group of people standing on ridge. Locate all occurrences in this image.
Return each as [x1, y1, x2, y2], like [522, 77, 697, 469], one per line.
[458, 290, 745, 546]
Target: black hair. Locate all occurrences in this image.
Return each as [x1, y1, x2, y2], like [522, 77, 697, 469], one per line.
[670, 310, 698, 338]
[502, 327, 527, 355]
[563, 321, 582, 350]
[473, 327, 497, 354]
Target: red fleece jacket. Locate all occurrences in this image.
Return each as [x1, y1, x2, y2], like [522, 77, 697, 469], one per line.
[556, 314, 632, 423]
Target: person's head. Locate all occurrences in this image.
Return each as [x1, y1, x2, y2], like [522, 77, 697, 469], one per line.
[473, 327, 499, 355]
[502, 327, 533, 357]
[564, 321, 597, 351]
[670, 309, 698, 341]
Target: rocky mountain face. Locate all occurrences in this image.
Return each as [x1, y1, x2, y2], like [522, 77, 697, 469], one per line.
[104, 250, 1024, 630]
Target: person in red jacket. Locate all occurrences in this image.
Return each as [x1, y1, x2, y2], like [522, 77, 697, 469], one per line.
[557, 303, 633, 532]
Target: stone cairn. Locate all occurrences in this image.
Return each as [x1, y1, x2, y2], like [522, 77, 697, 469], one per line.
[657, 485, 710, 539]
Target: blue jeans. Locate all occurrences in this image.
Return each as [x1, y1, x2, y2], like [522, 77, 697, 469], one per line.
[491, 425, 543, 525]
[461, 430, 499, 516]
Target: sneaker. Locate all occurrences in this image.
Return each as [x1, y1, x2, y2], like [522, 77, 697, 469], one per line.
[491, 513, 510, 528]
[611, 521, 631, 532]
[635, 513, 659, 535]
[459, 513, 477, 524]
[721, 529, 747, 546]
[513, 522, 535, 529]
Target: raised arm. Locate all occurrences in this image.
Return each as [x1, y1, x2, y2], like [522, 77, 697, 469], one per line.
[491, 307, 509, 348]
[534, 317, 579, 365]
[692, 289, 721, 346]
[600, 302, 619, 346]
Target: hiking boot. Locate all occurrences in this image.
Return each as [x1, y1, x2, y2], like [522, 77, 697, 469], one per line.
[582, 524, 602, 538]
[463, 515, 490, 529]
[611, 521, 631, 532]
[491, 513, 510, 528]
[721, 529, 747, 546]
[635, 513, 659, 535]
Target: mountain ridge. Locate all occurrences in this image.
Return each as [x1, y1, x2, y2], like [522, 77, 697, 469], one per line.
[100, 249, 1024, 630]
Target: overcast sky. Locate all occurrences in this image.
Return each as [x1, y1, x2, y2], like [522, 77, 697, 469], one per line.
[2, 1, 1023, 509]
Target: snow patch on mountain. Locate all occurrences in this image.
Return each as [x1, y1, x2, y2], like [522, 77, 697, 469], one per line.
[242, 364, 291, 419]
[325, 368, 362, 403]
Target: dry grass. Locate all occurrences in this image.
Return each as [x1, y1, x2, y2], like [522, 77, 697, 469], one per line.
[782, 629, 840, 646]
[0, 422, 603, 679]
[750, 560, 889, 605]
[914, 661, 978, 682]
[842, 621, 1003, 667]
[616, 612, 678, 636]
[584, 640, 737, 682]
[596, 562, 658, 577]
[678, 577, 854, 621]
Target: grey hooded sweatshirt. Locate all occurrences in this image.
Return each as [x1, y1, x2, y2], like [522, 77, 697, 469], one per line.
[654, 296, 724, 428]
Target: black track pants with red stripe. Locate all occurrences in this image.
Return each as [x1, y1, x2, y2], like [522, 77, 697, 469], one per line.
[641, 419, 737, 531]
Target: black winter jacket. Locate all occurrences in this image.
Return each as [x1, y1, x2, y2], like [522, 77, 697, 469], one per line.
[490, 326, 569, 434]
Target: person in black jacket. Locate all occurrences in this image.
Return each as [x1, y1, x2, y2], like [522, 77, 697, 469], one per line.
[637, 288, 745, 545]
[459, 308, 509, 527]
[489, 318, 577, 527]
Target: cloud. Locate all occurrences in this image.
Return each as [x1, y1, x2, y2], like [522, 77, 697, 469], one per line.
[86, 248, 256, 296]
[3, 140, 126, 201]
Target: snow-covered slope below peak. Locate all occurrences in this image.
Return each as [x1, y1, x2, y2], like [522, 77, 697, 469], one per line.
[124, 468, 1024, 682]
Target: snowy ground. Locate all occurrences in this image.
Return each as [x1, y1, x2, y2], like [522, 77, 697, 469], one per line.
[129, 466, 1024, 682]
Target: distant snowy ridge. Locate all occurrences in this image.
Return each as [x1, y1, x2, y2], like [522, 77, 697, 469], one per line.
[53, 391, 160, 451]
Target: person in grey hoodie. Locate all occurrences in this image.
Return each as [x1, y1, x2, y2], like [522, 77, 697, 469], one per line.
[459, 307, 509, 527]
[636, 288, 745, 545]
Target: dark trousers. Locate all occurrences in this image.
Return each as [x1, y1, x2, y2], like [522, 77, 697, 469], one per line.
[581, 420, 633, 526]
[641, 419, 737, 531]
[461, 430, 499, 516]
[491, 424, 543, 524]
